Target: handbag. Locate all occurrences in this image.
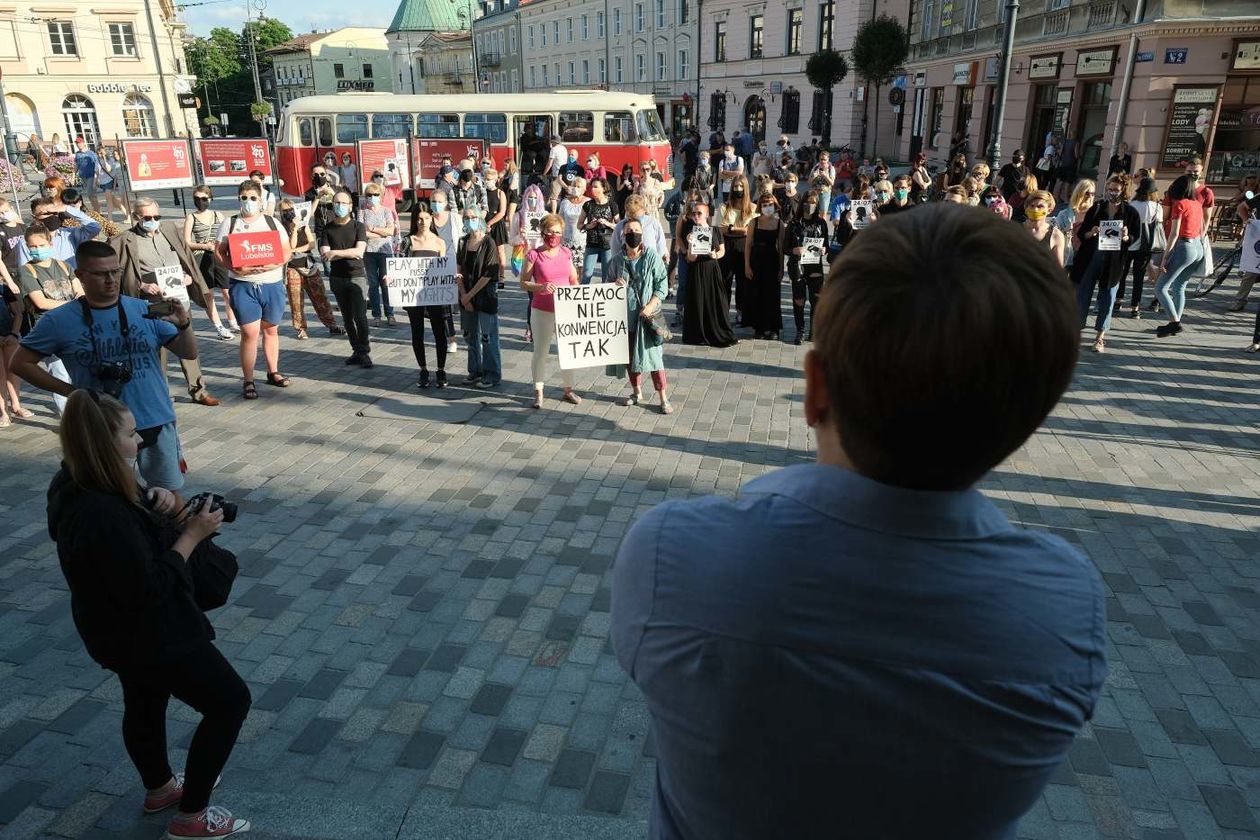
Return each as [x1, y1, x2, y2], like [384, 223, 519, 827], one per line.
[1198, 233, 1213, 276]
[187, 538, 239, 611]
[642, 308, 672, 341]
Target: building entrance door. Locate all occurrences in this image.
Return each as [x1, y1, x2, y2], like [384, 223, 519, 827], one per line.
[744, 97, 767, 142]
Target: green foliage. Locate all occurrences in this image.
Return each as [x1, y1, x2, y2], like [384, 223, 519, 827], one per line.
[186, 29, 241, 87]
[184, 16, 293, 136]
[805, 49, 849, 91]
[852, 15, 909, 84]
[202, 115, 221, 126]
[250, 101, 273, 121]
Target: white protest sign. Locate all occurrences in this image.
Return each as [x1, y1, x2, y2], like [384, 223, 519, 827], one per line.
[688, 225, 712, 256]
[852, 200, 875, 229]
[1242, 220, 1260, 276]
[385, 256, 459, 308]
[153, 265, 190, 305]
[554, 283, 629, 370]
[290, 201, 313, 228]
[801, 237, 825, 265]
[1098, 219, 1123, 251]
[525, 211, 546, 244]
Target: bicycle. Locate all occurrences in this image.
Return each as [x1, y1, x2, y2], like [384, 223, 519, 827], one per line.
[1190, 241, 1241, 297]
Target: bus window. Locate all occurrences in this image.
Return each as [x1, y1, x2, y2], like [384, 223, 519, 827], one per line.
[559, 111, 594, 143]
[464, 113, 508, 143]
[372, 113, 412, 139]
[636, 109, 665, 142]
[604, 112, 636, 143]
[418, 114, 460, 138]
[317, 117, 333, 148]
[336, 114, 369, 144]
[297, 117, 313, 147]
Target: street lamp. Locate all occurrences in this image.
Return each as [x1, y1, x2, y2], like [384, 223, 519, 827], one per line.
[455, 0, 480, 94]
[986, 0, 1020, 176]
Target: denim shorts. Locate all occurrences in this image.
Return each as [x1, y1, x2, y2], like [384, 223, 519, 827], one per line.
[136, 422, 185, 491]
[229, 279, 286, 325]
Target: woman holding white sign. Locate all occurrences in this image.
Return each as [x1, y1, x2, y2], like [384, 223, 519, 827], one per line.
[682, 203, 736, 348]
[403, 209, 451, 388]
[610, 219, 672, 414]
[1072, 174, 1140, 353]
[520, 214, 581, 409]
[786, 191, 829, 345]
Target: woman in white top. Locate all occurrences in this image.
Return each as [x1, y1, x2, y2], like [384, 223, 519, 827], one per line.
[338, 153, 360, 201]
[558, 176, 588, 270]
[1120, 177, 1163, 319]
[428, 188, 462, 354]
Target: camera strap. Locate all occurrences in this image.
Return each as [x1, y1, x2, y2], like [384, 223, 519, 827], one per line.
[79, 297, 133, 376]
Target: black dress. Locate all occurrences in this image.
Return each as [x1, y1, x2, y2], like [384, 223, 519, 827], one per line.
[746, 220, 784, 335]
[487, 188, 508, 245]
[683, 226, 737, 347]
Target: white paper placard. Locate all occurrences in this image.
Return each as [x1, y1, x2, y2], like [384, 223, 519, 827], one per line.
[852, 200, 875, 229]
[1241, 220, 1260, 276]
[801, 237, 825, 265]
[385, 256, 459, 308]
[290, 201, 313, 228]
[553, 283, 629, 370]
[153, 265, 190, 305]
[688, 225, 712, 256]
[525, 211, 546, 245]
[1098, 219, 1123, 251]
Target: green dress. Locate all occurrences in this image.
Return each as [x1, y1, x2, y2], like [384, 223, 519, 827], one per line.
[606, 248, 669, 375]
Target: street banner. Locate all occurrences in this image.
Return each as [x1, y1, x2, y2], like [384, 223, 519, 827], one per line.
[196, 138, 272, 186]
[412, 138, 489, 189]
[357, 139, 410, 190]
[153, 265, 190, 306]
[554, 283, 629, 370]
[852, 200, 875, 229]
[1242, 220, 1260, 276]
[688, 225, 712, 256]
[227, 229, 285, 268]
[122, 138, 194, 191]
[1098, 219, 1123, 251]
[801, 237, 825, 265]
[385, 256, 459, 308]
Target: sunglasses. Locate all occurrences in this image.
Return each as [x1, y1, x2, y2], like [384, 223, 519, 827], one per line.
[138, 215, 161, 222]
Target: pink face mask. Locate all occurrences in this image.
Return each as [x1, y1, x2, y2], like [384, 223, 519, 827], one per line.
[544, 233, 562, 248]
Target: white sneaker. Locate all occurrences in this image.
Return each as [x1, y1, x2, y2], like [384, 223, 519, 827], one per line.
[215, 325, 234, 340]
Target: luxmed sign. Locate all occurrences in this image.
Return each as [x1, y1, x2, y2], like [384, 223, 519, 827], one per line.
[227, 230, 285, 269]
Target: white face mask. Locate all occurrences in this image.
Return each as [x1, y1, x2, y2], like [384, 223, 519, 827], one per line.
[761, 206, 776, 217]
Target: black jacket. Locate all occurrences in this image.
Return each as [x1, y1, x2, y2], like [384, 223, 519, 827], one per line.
[1071, 200, 1142, 288]
[47, 467, 213, 671]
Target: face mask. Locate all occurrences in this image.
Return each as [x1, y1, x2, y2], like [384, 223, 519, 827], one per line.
[1106, 191, 1120, 202]
[486, 179, 498, 188]
[543, 233, 562, 248]
[731, 190, 744, 199]
[984, 196, 1000, 206]
[624, 231, 643, 248]
[1014, 157, 1024, 164]
[324, 158, 336, 167]
[240, 198, 259, 214]
[368, 195, 381, 207]
[725, 152, 735, 161]
[1, 211, 15, 223]
[333, 204, 350, 218]
[40, 214, 62, 230]
[432, 200, 446, 212]
[312, 175, 326, 187]
[140, 219, 160, 233]
[894, 188, 909, 201]
[29, 246, 52, 261]
[464, 218, 482, 233]
[342, 157, 351, 166]
[194, 197, 210, 209]
[759, 146, 767, 153]
[1025, 208, 1047, 221]
[804, 204, 817, 215]
[568, 155, 577, 163]
[281, 210, 297, 224]
[761, 206, 776, 217]
[877, 192, 891, 202]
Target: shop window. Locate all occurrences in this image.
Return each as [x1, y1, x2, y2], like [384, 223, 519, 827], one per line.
[61, 95, 98, 146]
[122, 92, 156, 138]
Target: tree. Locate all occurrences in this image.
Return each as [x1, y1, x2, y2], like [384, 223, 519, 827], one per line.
[852, 14, 909, 160]
[250, 101, 273, 122]
[183, 17, 293, 136]
[805, 50, 849, 148]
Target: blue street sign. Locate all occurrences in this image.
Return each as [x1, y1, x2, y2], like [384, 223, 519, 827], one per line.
[1135, 51, 1154, 63]
[1165, 48, 1188, 64]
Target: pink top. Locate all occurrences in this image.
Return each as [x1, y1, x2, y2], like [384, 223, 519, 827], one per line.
[527, 246, 575, 312]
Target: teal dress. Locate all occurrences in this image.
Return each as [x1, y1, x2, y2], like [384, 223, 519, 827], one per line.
[607, 248, 669, 375]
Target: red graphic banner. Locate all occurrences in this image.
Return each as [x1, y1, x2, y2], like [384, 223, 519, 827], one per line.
[411, 138, 489, 189]
[121, 139, 195, 191]
[356, 139, 411, 191]
[196, 139, 273, 186]
[226, 230, 285, 268]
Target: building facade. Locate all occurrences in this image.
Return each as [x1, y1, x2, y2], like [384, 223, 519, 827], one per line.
[697, 0, 909, 156]
[387, 0, 474, 94]
[268, 28, 391, 109]
[473, 0, 525, 93]
[518, 0, 697, 137]
[0, 0, 194, 150]
[898, 0, 1260, 185]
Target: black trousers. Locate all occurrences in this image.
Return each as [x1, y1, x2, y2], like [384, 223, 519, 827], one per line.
[330, 276, 371, 355]
[406, 305, 448, 370]
[115, 642, 250, 813]
[1118, 250, 1152, 309]
[788, 256, 823, 335]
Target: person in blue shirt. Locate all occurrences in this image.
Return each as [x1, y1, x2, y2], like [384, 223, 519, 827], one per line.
[12, 240, 198, 493]
[18, 197, 100, 269]
[74, 138, 102, 213]
[612, 204, 1106, 840]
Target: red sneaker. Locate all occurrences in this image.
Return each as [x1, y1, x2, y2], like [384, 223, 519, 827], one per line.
[143, 774, 184, 814]
[166, 805, 250, 838]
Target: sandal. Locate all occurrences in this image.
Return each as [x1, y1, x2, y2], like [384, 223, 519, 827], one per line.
[11, 407, 34, 419]
[265, 372, 291, 387]
[1092, 338, 1105, 353]
[659, 399, 674, 415]
[242, 381, 258, 400]
[1246, 343, 1260, 353]
[619, 392, 643, 407]
[562, 391, 582, 405]
[295, 328, 308, 340]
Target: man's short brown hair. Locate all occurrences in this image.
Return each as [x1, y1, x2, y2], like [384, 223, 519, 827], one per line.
[813, 204, 1077, 490]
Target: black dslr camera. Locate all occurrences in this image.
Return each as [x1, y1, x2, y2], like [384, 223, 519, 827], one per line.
[186, 492, 238, 523]
[95, 360, 133, 398]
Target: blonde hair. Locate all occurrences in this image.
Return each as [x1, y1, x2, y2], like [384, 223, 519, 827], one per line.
[1070, 179, 1095, 213]
[623, 195, 646, 216]
[970, 163, 991, 181]
[59, 390, 140, 502]
[539, 212, 565, 236]
[873, 180, 893, 194]
[1020, 173, 1039, 194]
[1025, 190, 1056, 211]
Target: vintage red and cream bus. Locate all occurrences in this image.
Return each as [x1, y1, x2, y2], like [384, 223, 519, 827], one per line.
[274, 91, 671, 198]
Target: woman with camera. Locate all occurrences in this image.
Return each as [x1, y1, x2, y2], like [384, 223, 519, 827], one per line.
[48, 389, 250, 838]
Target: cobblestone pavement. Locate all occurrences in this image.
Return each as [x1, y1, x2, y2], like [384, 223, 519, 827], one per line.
[1, 268, 1259, 839]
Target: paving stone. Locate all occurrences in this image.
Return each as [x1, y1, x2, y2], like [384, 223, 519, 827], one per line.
[396, 730, 445, 770]
[1197, 784, 1259, 831]
[0, 779, 46, 823]
[480, 727, 528, 767]
[550, 748, 596, 789]
[469, 682, 513, 717]
[584, 770, 631, 814]
[289, 717, 341, 755]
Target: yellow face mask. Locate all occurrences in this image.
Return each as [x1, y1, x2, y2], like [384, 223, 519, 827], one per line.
[1025, 208, 1048, 222]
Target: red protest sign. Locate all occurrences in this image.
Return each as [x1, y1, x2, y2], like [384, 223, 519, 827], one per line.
[196, 138, 272, 186]
[121, 138, 194, 190]
[356, 139, 410, 190]
[226, 229, 285, 268]
[411, 138, 489, 189]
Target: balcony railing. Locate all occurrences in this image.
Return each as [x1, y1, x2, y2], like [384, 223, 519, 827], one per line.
[1042, 9, 1069, 34]
[1087, 0, 1116, 26]
[481, 51, 501, 67]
